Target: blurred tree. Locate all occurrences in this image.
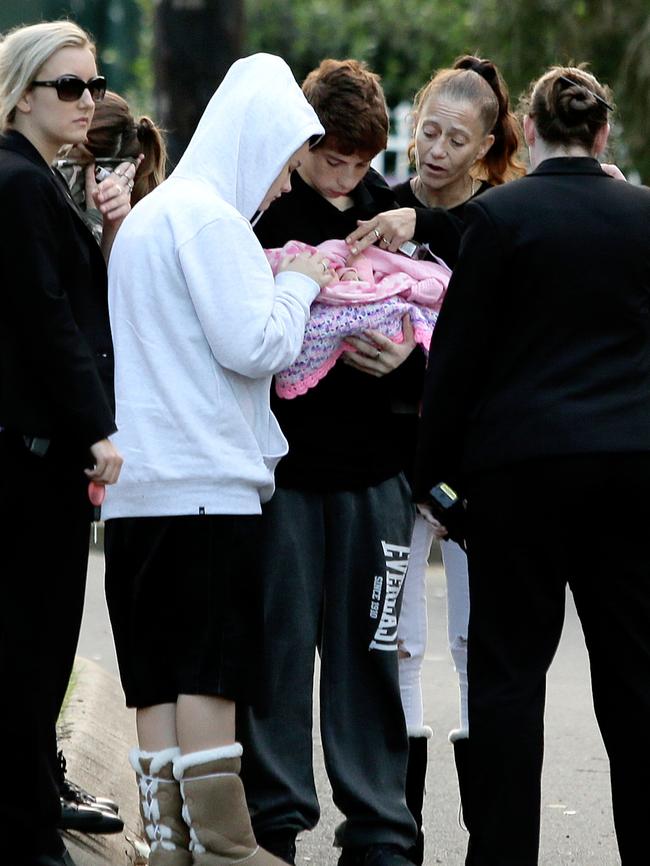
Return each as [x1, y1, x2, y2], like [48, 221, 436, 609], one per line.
[153, 0, 244, 167]
[469, 0, 650, 180]
[1, 1, 648, 179]
[244, 0, 650, 182]
[0, 1, 46, 28]
[0, 1, 143, 96]
[244, 0, 474, 107]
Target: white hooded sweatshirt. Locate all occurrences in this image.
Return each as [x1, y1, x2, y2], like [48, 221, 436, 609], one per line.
[103, 54, 324, 518]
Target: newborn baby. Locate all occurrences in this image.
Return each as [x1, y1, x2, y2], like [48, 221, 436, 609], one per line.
[265, 238, 451, 398]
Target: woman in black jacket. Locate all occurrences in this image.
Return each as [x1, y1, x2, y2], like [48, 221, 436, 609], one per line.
[414, 66, 650, 866]
[0, 21, 128, 866]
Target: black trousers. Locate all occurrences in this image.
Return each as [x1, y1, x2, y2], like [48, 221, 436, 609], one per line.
[0, 432, 91, 860]
[238, 474, 417, 851]
[463, 454, 650, 866]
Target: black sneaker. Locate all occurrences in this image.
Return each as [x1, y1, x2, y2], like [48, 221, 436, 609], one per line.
[257, 830, 297, 865]
[56, 750, 120, 814]
[58, 798, 124, 834]
[338, 845, 417, 866]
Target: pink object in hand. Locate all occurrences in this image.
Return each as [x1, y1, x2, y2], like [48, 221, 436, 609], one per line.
[265, 239, 452, 398]
[88, 481, 106, 507]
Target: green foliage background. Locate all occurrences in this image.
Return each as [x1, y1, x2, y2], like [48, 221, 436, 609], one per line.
[1, 1, 649, 180]
[0, 0, 151, 117]
[244, 0, 650, 182]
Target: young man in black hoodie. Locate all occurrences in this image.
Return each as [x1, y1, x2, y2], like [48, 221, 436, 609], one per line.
[238, 59, 424, 866]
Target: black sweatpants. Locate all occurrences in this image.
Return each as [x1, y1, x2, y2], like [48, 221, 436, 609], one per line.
[0, 432, 92, 861]
[463, 454, 650, 866]
[238, 473, 417, 851]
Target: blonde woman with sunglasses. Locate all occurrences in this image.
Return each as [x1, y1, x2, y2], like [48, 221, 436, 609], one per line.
[0, 21, 128, 866]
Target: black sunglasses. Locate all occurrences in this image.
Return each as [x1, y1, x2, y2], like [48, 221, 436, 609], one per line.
[30, 75, 106, 103]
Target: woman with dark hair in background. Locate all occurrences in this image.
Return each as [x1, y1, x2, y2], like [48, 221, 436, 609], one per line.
[54, 88, 166, 838]
[347, 56, 524, 858]
[413, 65, 650, 865]
[83, 90, 166, 203]
[56, 89, 166, 243]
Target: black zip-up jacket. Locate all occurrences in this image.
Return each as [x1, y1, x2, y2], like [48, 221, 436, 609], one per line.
[414, 158, 650, 499]
[0, 130, 116, 452]
[255, 168, 426, 491]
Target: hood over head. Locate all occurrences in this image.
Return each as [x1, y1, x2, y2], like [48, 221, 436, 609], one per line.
[171, 53, 324, 220]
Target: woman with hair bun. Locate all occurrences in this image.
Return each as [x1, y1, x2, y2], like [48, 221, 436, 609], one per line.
[414, 65, 650, 865]
[348, 56, 525, 861]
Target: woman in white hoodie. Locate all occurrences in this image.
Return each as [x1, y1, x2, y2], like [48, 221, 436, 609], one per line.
[102, 54, 330, 866]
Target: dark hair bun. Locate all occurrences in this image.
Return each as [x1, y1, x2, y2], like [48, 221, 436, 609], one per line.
[454, 55, 497, 86]
[555, 81, 598, 124]
[527, 68, 610, 150]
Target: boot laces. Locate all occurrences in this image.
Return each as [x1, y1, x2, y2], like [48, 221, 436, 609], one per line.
[140, 774, 176, 851]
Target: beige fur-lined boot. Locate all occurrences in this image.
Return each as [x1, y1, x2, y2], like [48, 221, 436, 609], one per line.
[129, 746, 192, 866]
[173, 744, 286, 865]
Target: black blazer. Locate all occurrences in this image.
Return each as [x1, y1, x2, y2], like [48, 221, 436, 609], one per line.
[0, 130, 116, 451]
[413, 157, 650, 499]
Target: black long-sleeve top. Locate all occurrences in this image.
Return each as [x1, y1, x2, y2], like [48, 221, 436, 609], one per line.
[255, 168, 426, 491]
[393, 178, 491, 268]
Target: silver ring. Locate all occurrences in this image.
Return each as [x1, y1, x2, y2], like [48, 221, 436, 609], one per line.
[373, 228, 381, 239]
[321, 261, 328, 273]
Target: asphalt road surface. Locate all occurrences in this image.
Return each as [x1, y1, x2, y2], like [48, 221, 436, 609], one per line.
[78, 543, 620, 865]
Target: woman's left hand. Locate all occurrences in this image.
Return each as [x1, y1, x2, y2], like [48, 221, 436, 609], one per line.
[601, 163, 627, 181]
[416, 502, 448, 539]
[346, 208, 417, 255]
[86, 156, 142, 226]
[86, 157, 143, 260]
[342, 314, 416, 377]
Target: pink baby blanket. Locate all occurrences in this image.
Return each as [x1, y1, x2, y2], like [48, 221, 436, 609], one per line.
[265, 239, 451, 399]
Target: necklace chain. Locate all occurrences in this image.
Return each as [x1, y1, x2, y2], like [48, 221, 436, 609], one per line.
[412, 174, 478, 208]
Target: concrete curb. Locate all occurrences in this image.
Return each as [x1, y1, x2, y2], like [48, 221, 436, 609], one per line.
[56, 657, 148, 865]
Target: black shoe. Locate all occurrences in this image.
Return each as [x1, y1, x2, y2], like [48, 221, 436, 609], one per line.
[257, 830, 297, 865]
[451, 735, 471, 832]
[57, 750, 120, 814]
[58, 798, 124, 834]
[339, 845, 417, 866]
[405, 735, 428, 865]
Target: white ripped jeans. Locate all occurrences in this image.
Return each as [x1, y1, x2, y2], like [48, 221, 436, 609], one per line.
[398, 514, 470, 736]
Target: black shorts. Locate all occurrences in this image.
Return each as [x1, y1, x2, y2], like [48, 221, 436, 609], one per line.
[104, 513, 262, 708]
